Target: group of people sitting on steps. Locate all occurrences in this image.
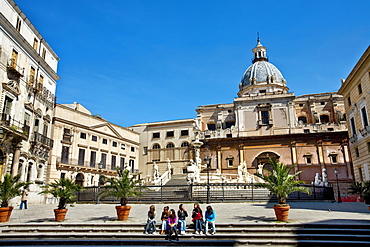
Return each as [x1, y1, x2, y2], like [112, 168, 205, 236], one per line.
[144, 203, 216, 238]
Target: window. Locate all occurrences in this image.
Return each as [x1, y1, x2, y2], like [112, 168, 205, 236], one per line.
[101, 153, 107, 169]
[92, 135, 97, 142]
[111, 155, 116, 170]
[331, 155, 338, 164]
[80, 132, 87, 139]
[90, 151, 96, 167]
[305, 156, 312, 165]
[43, 123, 48, 136]
[129, 159, 135, 173]
[225, 122, 235, 129]
[62, 128, 71, 142]
[42, 48, 46, 59]
[261, 111, 269, 125]
[181, 142, 189, 147]
[355, 148, 360, 158]
[299, 103, 304, 107]
[153, 132, 160, 139]
[24, 113, 30, 128]
[120, 157, 125, 170]
[207, 123, 216, 131]
[33, 38, 38, 50]
[131, 146, 135, 152]
[102, 138, 108, 144]
[166, 131, 174, 138]
[304, 129, 310, 133]
[226, 134, 232, 138]
[321, 102, 325, 105]
[16, 17, 22, 32]
[153, 144, 161, 149]
[78, 149, 85, 166]
[121, 143, 126, 150]
[39, 75, 44, 88]
[112, 141, 117, 147]
[181, 130, 189, 136]
[61, 146, 69, 164]
[11, 49, 18, 69]
[361, 107, 368, 127]
[259, 90, 266, 94]
[328, 128, 334, 131]
[347, 97, 352, 106]
[143, 146, 148, 155]
[358, 83, 363, 94]
[227, 157, 233, 167]
[166, 143, 175, 148]
[3, 96, 12, 117]
[298, 116, 307, 124]
[320, 115, 329, 124]
[29, 67, 35, 85]
[60, 173, 66, 179]
[350, 117, 356, 135]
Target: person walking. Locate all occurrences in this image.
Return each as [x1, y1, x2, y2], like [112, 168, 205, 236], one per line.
[160, 206, 169, 234]
[191, 203, 203, 234]
[19, 186, 28, 210]
[144, 205, 157, 234]
[205, 205, 216, 235]
[167, 209, 179, 241]
[177, 204, 188, 235]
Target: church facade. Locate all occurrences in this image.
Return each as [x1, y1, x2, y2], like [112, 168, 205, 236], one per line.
[196, 39, 353, 188]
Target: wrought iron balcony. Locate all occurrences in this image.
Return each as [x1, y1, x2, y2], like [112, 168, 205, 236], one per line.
[0, 113, 29, 138]
[7, 59, 24, 78]
[31, 132, 53, 148]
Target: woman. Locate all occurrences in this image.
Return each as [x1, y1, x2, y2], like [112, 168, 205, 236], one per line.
[167, 209, 179, 241]
[205, 205, 216, 235]
[144, 205, 156, 234]
[177, 204, 188, 234]
[191, 203, 203, 234]
[160, 206, 169, 234]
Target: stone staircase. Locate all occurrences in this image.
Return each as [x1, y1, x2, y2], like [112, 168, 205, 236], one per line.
[0, 222, 369, 246]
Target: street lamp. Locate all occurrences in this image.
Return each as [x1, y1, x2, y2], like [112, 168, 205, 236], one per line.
[204, 156, 211, 204]
[96, 162, 103, 204]
[334, 168, 342, 203]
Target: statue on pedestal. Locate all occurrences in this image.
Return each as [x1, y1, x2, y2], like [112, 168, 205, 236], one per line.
[258, 164, 264, 174]
[322, 168, 328, 186]
[153, 162, 159, 180]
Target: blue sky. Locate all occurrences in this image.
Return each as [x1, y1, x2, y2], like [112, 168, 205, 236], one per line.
[15, 0, 370, 127]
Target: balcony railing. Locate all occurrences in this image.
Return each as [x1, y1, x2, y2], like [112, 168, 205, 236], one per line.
[7, 59, 24, 77]
[31, 132, 54, 148]
[0, 113, 29, 137]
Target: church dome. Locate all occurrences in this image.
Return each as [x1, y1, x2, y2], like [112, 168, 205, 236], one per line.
[238, 39, 288, 97]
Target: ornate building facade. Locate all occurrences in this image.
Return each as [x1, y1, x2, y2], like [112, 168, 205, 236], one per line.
[0, 0, 59, 203]
[196, 39, 353, 187]
[338, 46, 370, 182]
[49, 103, 140, 188]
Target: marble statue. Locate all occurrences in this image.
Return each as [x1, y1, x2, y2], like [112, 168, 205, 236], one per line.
[322, 168, 328, 186]
[314, 173, 322, 186]
[153, 162, 159, 180]
[237, 164, 244, 182]
[258, 164, 264, 174]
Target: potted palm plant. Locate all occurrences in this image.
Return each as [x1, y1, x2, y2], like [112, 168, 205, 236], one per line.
[0, 174, 30, 222]
[254, 158, 311, 222]
[349, 181, 370, 205]
[39, 178, 84, 221]
[99, 168, 143, 220]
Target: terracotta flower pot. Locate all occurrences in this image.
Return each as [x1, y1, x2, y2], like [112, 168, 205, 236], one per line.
[115, 205, 131, 221]
[0, 207, 13, 222]
[54, 208, 68, 222]
[273, 205, 290, 222]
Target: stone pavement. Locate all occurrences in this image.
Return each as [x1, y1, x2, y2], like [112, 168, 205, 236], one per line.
[8, 201, 370, 225]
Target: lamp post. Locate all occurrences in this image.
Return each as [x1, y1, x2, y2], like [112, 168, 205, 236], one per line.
[204, 156, 211, 204]
[96, 162, 103, 204]
[334, 168, 341, 203]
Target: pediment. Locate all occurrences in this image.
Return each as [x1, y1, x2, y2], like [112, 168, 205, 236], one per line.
[90, 123, 123, 139]
[2, 80, 20, 96]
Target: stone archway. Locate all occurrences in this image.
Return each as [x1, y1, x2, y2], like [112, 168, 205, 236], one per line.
[75, 173, 84, 186]
[253, 152, 280, 173]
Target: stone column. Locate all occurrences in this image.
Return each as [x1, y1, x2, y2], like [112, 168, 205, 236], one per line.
[11, 144, 22, 177]
[341, 140, 353, 180]
[217, 146, 222, 172]
[238, 144, 244, 165]
[316, 140, 325, 171]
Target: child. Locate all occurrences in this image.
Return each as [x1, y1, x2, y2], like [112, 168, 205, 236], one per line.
[144, 205, 156, 234]
[160, 206, 169, 234]
[205, 205, 216, 235]
[177, 204, 188, 234]
[167, 209, 179, 241]
[191, 203, 203, 234]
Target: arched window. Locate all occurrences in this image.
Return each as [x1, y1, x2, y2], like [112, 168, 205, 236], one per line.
[181, 142, 189, 147]
[298, 116, 307, 124]
[320, 115, 330, 124]
[152, 144, 161, 149]
[166, 143, 175, 148]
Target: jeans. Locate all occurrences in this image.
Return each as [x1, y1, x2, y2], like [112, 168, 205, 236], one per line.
[19, 200, 27, 209]
[195, 219, 202, 232]
[167, 225, 179, 240]
[205, 220, 215, 233]
[178, 219, 186, 232]
[145, 219, 156, 233]
[161, 220, 168, 231]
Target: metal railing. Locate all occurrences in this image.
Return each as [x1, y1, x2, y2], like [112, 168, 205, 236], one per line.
[76, 183, 334, 203]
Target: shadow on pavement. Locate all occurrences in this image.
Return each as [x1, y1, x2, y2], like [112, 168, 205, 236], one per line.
[86, 216, 117, 221]
[232, 215, 276, 222]
[26, 218, 55, 223]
